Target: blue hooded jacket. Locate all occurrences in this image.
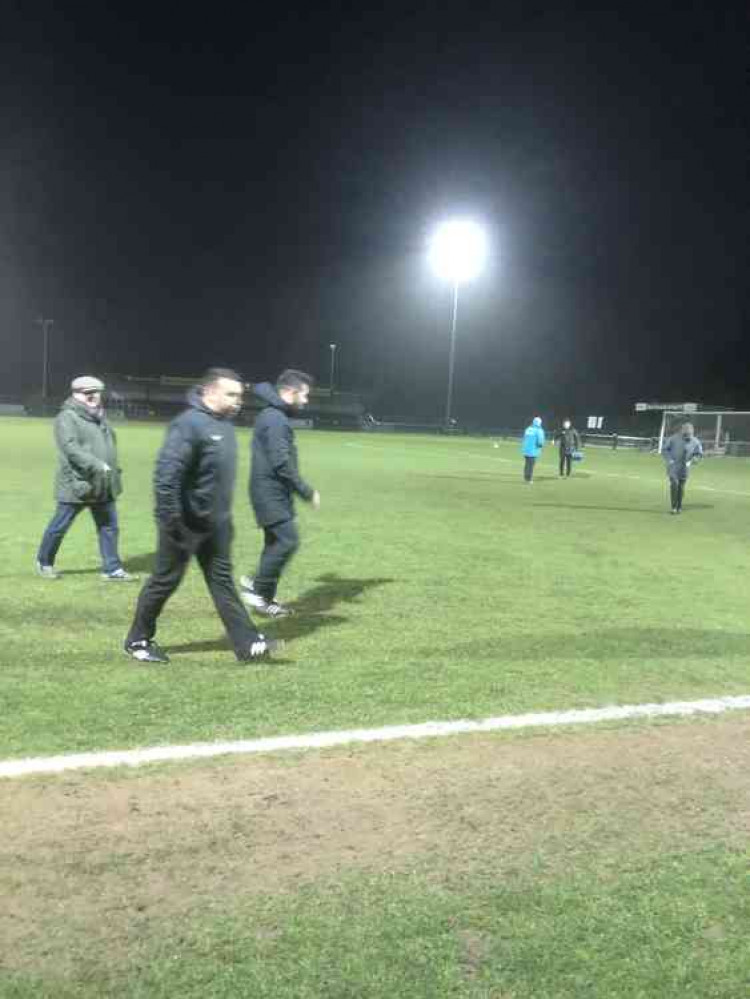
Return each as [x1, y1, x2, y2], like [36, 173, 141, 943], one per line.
[521, 417, 545, 458]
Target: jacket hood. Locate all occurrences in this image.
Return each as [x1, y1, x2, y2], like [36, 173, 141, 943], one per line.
[253, 382, 287, 410]
[187, 386, 206, 410]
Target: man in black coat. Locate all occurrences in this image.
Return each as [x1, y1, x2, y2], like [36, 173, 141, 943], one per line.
[240, 370, 320, 617]
[555, 419, 582, 477]
[124, 369, 280, 664]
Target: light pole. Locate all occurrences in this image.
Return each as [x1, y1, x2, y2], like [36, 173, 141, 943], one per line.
[427, 219, 488, 428]
[35, 317, 54, 402]
[329, 342, 337, 394]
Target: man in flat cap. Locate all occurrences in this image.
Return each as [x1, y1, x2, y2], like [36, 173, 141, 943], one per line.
[35, 375, 138, 580]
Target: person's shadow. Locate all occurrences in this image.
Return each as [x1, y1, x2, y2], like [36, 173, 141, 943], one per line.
[122, 552, 158, 573]
[60, 552, 156, 575]
[170, 573, 395, 655]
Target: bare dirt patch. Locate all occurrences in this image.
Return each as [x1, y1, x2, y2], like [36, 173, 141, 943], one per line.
[2, 715, 750, 974]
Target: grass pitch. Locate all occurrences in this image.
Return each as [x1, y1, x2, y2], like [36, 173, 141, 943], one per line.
[2, 417, 750, 759]
[2, 416, 750, 998]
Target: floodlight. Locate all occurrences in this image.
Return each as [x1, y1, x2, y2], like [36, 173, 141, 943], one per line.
[428, 219, 488, 284]
[426, 217, 489, 427]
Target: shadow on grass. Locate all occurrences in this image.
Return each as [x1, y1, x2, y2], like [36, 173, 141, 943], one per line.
[122, 552, 157, 573]
[293, 573, 395, 614]
[437, 627, 750, 663]
[58, 552, 156, 575]
[415, 473, 579, 485]
[531, 502, 714, 514]
[169, 574, 394, 655]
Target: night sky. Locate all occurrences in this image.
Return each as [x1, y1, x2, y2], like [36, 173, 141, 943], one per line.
[1, 3, 747, 424]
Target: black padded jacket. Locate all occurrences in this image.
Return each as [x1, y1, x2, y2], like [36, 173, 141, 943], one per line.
[154, 389, 238, 531]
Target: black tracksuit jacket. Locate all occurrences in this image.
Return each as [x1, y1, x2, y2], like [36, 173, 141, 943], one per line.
[154, 389, 238, 531]
[249, 382, 314, 527]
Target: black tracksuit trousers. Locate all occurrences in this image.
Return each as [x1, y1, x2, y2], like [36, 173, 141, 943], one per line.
[254, 518, 300, 601]
[126, 519, 261, 657]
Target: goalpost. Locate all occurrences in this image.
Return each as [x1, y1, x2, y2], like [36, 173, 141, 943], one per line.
[636, 403, 750, 456]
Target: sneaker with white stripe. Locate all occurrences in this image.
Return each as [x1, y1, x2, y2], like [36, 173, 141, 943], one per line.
[124, 640, 170, 664]
[238, 637, 284, 662]
[239, 577, 294, 617]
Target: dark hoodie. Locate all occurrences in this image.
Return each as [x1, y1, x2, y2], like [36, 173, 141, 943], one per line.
[250, 382, 314, 527]
[154, 388, 237, 530]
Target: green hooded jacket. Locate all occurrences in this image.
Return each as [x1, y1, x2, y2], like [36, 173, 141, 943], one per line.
[52, 398, 123, 504]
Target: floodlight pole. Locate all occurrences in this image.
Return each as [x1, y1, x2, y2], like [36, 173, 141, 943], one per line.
[657, 411, 668, 453]
[36, 318, 54, 402]
[444, 281, 459, 427]
[329, 343, 337, 394]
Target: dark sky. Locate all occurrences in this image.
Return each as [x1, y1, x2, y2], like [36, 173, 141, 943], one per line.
[1, 2, 747, 422]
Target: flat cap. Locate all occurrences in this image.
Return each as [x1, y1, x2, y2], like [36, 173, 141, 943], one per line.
[71, 375, 105, 393]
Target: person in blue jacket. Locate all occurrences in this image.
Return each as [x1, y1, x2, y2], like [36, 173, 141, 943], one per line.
[521, 416, 545, 483]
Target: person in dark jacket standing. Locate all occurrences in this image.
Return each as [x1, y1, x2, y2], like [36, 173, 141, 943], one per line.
[36, 375, 138, 581]
[124, 369, 280, 664]
[662, 421, 703, 514]
[240, 370, 320, 617]
[555, 419, 582, 477]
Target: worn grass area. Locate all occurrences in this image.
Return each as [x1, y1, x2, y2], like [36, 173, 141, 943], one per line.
[1, 417, 750, 759]
[2, 716, 749, 997]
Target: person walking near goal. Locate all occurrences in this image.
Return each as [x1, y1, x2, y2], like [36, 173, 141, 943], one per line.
[521, 416, 545, 483]
[555, 419, 581, 477]
[662, 421, 703, 514]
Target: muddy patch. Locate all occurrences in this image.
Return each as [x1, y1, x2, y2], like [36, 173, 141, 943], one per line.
[2, 715, 749, 974]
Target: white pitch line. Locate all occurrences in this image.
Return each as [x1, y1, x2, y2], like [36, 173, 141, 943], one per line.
[2, 694, 750, 780]
[344, 442, 749, 496]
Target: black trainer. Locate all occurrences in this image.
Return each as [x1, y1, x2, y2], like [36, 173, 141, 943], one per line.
[124, 640, 170, 664]
[237, 637, 284, 662]
[239, 577, 294, 617]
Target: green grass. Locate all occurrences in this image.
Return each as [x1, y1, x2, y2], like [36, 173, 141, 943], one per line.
[2, 417, 750, 759]
[4, 848, 749, 997]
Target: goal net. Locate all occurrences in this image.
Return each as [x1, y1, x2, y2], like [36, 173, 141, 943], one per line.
[661, 411, 750, 456]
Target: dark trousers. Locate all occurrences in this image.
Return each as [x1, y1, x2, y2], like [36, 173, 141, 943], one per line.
[37, 501, 121, 574]
[559, 450, 572, 476]
[523, 456, 536, 482]
[254, 518, 300, 601]
[126, 519, 260, 657]
[669, 477, 686, 511]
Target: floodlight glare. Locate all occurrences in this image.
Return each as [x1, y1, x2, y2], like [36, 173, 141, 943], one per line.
[428, 218, 488, 284]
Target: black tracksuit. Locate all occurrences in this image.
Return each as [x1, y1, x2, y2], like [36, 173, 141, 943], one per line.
[249, 383, 315, 601]
[126, 389, 261, 657]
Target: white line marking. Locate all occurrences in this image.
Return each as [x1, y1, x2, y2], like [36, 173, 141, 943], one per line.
[344, 442, 749, 497]
[2, 694, 750, 779]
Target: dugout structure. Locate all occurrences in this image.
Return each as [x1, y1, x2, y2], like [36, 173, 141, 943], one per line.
[635, 402, 750, 456]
